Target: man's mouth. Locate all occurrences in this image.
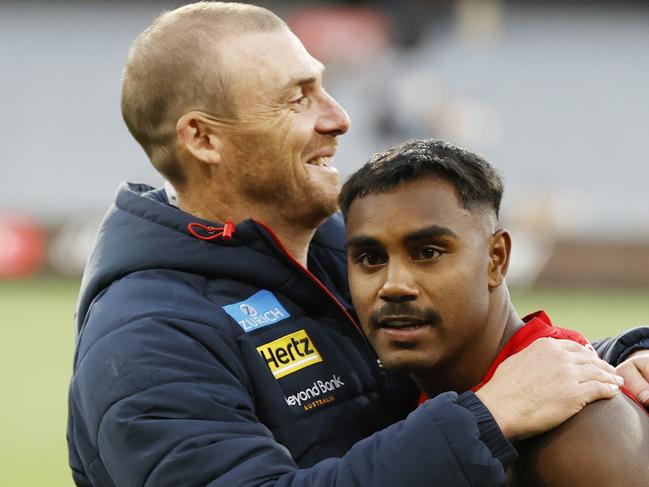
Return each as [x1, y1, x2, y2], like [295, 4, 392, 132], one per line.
[305, 156, 332, 167]
[377, 317, 430, 330]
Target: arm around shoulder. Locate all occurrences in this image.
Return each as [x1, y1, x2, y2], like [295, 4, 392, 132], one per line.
[70, 312, 513, 486]
[512, 393, 649, 487]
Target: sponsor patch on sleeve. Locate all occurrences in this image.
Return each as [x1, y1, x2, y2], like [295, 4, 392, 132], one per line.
[223, 290, 291, 332]
[257, 329, 323, 379]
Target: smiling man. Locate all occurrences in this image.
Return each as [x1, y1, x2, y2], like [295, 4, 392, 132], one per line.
[340, 139, 649, 486]
[67, 3, 649, 486]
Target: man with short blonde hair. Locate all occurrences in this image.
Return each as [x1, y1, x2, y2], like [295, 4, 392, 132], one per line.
[121, 2, 285, 184]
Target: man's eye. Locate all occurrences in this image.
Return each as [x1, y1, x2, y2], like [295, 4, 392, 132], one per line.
[290, 94, 309, 106]
[414, 246, 443, 261]
[355, 252, 385, 268]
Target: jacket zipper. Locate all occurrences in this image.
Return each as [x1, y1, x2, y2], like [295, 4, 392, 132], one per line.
[254, 220, 388, 375]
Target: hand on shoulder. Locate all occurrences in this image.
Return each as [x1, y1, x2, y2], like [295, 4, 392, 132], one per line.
[477, 338, 623, 440]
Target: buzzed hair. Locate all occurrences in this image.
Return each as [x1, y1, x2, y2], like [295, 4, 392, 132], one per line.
[121, 2, 286, 184]
[339, 139, 504, 218]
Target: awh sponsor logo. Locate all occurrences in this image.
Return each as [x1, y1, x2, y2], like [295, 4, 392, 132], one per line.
[257, 329, 323, 379]
[223, 290, 291, 332]
[284, 374, 345, 410]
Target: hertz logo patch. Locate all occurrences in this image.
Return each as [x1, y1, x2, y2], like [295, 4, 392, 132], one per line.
[257, 330, 323, 379]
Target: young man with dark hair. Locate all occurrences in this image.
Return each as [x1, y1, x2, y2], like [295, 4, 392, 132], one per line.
[341, 139, 649, 486]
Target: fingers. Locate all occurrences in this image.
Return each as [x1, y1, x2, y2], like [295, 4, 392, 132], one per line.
[553, 342, 623, 387]
[476, 337, 624, 440]
[537, 338, 618, 374]
[569, 349, 616, 370]
[578, 380, 620, 405]
[548, 338, 591, 353]
[574, 361, 623, 387]
[550, 339, 606, 361]
[529, 337, 596, 358]
[616, 351, 649, 405]
[617, 363, 648, 402]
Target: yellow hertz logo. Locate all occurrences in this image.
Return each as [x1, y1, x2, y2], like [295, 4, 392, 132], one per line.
[257, 330, 323, 379]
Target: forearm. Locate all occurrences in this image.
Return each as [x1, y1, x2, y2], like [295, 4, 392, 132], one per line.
[73, 313, 514, 487]
[98, 392, 513, 487]
[328, 392, 515, 487]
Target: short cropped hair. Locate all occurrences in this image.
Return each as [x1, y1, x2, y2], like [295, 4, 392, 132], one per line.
[339, 139, 504, 218]
[121, 2, 286, 184]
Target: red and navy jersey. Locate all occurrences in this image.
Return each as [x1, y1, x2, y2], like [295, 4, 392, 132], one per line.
[471, 311, 645, 410]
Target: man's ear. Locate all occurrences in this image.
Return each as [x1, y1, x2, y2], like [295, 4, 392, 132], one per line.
[488, 228, 511, 289]
[176, 112, 223, 166]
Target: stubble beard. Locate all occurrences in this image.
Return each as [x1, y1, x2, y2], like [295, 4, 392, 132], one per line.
[228, 144, 339, 228]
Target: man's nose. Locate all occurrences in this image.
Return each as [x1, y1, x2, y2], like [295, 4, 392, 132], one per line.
[315, 89, 351, 136]
[378, 265, 418, 303]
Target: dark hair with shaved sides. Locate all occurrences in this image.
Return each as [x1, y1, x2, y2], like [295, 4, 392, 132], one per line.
[121, 2, 286, 185]
[339, 139, 504, 219]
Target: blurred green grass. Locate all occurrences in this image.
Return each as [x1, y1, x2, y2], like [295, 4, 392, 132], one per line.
[510, 287, 649, 339]
[1, 278, 80, 487]
[0, 278, 647, 486]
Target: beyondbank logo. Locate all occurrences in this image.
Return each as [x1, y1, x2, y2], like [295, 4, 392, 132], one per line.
[223, 290, 290, 332]
[284, 374, 346, 409]
[257, 329, 323, 379]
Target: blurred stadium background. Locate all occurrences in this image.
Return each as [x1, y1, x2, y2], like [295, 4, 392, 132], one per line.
[1, 0, 648, 485]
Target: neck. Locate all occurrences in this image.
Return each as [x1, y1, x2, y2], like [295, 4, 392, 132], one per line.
[414, 286, 523, 397]
[176, 183, 320, 267]
[257, 217, 317, 267]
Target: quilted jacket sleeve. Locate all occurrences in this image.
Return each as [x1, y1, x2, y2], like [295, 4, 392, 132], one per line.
[593, 326, 649, 365]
